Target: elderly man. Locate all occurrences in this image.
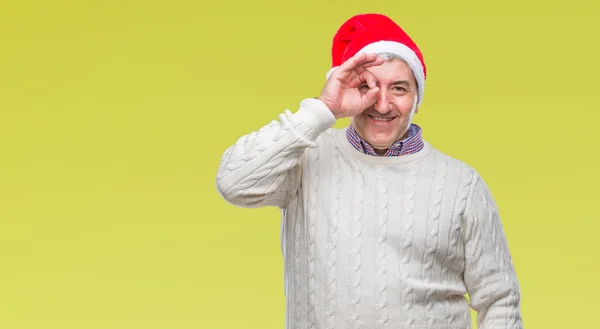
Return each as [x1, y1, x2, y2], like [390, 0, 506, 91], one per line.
[216, 13, 523, 329]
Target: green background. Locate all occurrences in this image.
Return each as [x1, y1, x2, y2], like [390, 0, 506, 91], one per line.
[1, 0, 598, 328]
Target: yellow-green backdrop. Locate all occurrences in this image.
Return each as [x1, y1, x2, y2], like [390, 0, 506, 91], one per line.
[1, 1, 598, 328]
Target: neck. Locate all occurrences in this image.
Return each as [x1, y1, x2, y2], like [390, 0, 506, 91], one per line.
[374, 148, 388, 156]
[336, 127, 431, 164]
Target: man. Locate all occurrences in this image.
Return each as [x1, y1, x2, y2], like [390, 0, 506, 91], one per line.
[215, 13, 523, 329]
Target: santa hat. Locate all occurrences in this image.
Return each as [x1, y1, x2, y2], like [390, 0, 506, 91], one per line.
[326, 13, 427, 107]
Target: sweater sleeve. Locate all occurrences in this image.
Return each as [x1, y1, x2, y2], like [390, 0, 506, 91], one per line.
[215, 98, 336, 208]
[463, 174, 523, 329]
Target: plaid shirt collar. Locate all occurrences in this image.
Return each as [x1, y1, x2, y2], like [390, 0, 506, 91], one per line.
[346, 123, 424, 157]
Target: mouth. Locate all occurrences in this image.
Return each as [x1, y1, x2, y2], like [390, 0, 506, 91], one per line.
[368, 115, 397, 124]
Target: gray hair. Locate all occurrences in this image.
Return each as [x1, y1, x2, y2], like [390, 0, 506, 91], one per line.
[375, 52, 418, 90]
[376, 52, 406, 61]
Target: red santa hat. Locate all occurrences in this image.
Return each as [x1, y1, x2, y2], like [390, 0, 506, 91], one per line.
[326, 13, 427, 107]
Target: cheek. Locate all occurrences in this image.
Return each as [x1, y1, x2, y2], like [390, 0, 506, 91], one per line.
[355, 113, 369, 123]
[397, 96, 417, 116]
[351, 115, 366, 130]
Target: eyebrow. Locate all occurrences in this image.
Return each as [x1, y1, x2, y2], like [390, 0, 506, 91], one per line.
[391, 80, 411, 87]
[360, 80, 412, 88]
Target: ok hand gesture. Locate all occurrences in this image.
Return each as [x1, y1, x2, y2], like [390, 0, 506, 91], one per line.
[318, 53, 384, 119]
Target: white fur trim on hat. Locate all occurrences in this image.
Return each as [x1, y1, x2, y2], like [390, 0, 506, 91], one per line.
[326, 40, 425, 107]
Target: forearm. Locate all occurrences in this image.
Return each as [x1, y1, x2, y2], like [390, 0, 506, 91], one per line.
[215, 98, 335, 208]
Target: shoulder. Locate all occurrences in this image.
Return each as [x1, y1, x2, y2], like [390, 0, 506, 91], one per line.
[423, 145, 490, 206]
[425, 144, 481, 179]
[427, 146, 501, 212]
[419, 145, 501, 223]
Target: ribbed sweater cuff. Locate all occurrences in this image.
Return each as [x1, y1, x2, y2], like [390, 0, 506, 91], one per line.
[292, 98, 337, 141]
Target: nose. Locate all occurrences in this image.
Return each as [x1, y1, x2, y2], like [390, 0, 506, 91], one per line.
[373, 89, 391, 114]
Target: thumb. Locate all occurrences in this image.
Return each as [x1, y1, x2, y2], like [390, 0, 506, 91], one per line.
[361, 87, 380, 108]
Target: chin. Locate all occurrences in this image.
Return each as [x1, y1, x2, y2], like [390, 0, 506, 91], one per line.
[365, 138, 395, 150]
[362, 131, 398, 148]
[365, 124, 412, 148]
[353, 115, 410, 147]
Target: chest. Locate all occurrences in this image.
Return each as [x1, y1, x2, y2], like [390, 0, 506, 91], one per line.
[299, 156, 470, 264]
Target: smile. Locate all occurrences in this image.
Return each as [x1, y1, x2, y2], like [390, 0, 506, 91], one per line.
[368, 115, 396, 123]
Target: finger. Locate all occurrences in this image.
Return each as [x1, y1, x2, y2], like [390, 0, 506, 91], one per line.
[348, 69, 377, 88]
[348, 57, 384, 77]
[357, 56, 385, 71]
[332, 53, 383, 83]
[361, 86, 380, 108]
[360, 70, 377, 88]
[338, 52, 379, 73]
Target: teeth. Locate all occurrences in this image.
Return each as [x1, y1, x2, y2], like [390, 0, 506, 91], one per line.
[371, 116, 393, 122]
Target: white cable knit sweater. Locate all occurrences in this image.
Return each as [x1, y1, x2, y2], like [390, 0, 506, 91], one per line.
[216, 98, 523, 329]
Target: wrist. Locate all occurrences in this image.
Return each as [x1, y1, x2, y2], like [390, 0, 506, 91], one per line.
[315, 97, 340, 119]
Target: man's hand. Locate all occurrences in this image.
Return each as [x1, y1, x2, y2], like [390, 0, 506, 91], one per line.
[318, 53, 384, 119]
